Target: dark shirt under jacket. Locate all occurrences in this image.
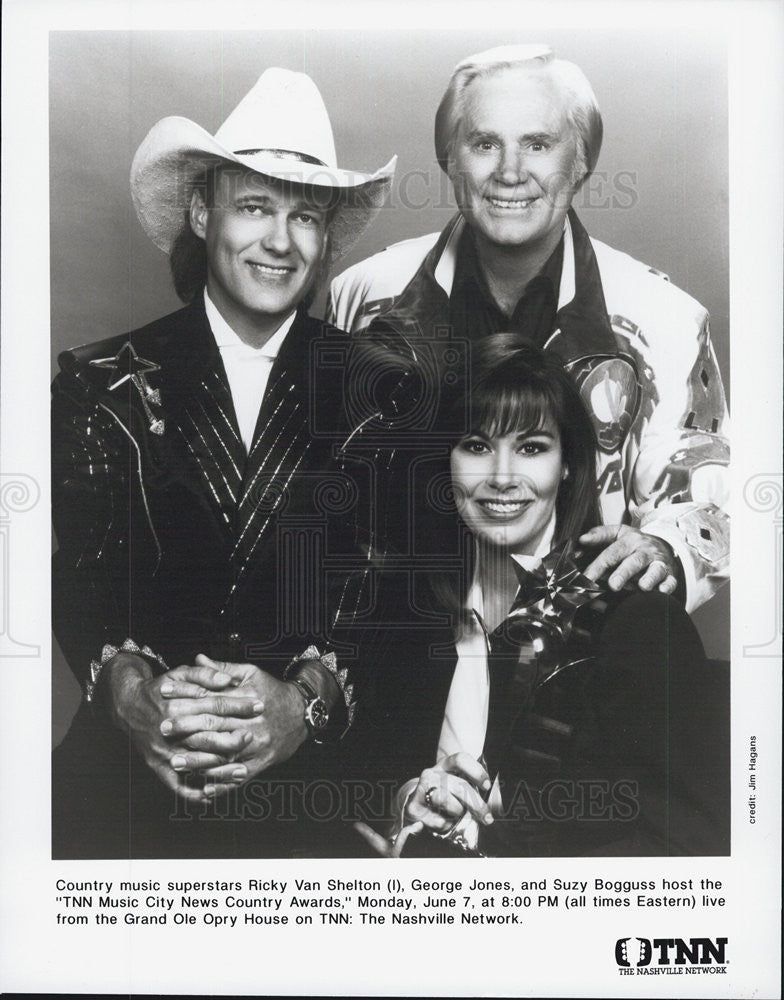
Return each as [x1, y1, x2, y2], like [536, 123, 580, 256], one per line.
[449, 229, 564, 346]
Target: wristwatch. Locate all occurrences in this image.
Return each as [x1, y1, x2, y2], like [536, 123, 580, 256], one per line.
[290, 677, 329, 738]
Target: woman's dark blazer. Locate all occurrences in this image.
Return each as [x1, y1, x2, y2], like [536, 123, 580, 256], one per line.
[342, 563, 730, 858]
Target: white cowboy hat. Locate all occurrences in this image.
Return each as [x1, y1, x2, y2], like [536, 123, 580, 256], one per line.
[131, 67, 396, 269]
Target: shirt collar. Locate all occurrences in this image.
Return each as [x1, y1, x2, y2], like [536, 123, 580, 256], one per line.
[453, 226, 564, 305]
[467, 511, 558, 617]
[203, 288, 296, 357]
[434, 214, 568, 299]
[510, 511, 557, 573]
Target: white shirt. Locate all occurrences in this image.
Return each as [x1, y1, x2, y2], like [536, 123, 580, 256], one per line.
[393, 517, 557, 847]
[204, 290, 296, 453]
[437, 515, 557, 771]
[432, 518, 557, 846]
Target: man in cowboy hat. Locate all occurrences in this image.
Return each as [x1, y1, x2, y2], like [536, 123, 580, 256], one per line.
[329, 45, 729, 614]
[52, 67, 395, 858]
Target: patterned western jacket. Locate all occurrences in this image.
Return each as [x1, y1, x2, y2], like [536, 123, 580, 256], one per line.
[328, 211, 730, 612]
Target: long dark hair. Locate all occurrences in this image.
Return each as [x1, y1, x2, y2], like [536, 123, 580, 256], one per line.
[423, 334, 601, 620]
[170, 215, 208, 303]
[459, 334, 600, 544]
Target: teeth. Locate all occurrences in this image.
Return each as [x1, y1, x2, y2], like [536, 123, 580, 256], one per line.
[249, 263, 292, 274]
[488, 198, 532, 209]
[482, 501, 525, 512]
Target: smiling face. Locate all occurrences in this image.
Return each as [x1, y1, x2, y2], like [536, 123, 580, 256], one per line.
[449, 67, 579, 258]
[450, 419, 564, 555]
[190, 168, 330, 345]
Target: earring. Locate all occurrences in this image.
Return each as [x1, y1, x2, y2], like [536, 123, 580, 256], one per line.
[561, 468, 570, 481]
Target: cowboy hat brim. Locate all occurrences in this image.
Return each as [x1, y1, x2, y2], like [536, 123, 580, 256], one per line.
[131, 116, 396, 264]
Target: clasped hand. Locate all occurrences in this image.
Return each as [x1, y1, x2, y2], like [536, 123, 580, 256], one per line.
[108, 652, 307, 800]
[355, 753, 494, 858]
[405, 753, 494, 834]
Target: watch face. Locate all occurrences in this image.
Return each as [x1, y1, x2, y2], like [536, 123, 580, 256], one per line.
[306, 698, 329, 730]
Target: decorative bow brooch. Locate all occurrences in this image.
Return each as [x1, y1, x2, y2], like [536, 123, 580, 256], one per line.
[489, 539, 610, 693]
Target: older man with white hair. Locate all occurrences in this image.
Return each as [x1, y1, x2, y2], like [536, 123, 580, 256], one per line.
[329, 44, 729, 613]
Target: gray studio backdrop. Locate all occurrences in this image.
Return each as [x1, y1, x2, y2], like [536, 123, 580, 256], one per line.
[50, 29, 730, 742]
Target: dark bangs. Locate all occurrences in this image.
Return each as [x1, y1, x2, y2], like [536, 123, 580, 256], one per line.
[468, 372, 558, 440]
[451, 334, 602, 544]
[426, 334, 602, 616]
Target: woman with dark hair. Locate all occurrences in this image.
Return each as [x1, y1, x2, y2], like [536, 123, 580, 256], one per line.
[422, 333, 601, 630]
[350, 333, 728, 858]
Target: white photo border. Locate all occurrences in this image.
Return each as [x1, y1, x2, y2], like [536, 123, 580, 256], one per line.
[1, 1, 781, 996]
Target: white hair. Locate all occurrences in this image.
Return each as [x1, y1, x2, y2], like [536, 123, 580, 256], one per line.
[434, 44, 603, 186]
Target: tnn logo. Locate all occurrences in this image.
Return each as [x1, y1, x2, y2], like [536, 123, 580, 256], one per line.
[616, 937, 728, 967]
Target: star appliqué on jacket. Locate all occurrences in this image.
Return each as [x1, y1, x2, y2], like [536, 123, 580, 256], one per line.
[90, 342, 161, 392]
[89, 342, 164, 433]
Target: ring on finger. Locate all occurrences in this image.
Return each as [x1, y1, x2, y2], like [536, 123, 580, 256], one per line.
[424, 785, 439, 811]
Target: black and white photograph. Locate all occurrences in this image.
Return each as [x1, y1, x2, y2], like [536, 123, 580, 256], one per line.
[1, 0, 782, 996]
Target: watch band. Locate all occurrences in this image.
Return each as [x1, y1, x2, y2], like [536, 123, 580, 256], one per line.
[291, 677, 330, 738]
[283, 646, 356, 737]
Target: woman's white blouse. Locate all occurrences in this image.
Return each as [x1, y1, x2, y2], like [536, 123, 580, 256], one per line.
[434, 519, 556, 834]
[436, 517, 556, 770]
[393, 517, 555, 844]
